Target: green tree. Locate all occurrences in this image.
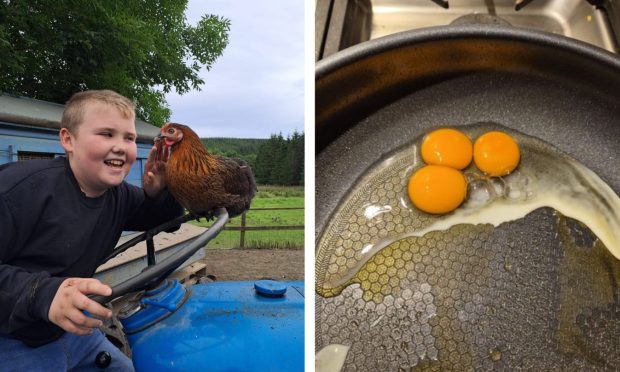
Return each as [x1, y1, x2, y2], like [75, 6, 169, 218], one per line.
[0, 0, 230, 125]
[286, 131, 304, 185]
[271, 133, 288, 184]
[254, 132, 304, 186]
[254, 134, 280, 184]
[201, 137, 265, 168]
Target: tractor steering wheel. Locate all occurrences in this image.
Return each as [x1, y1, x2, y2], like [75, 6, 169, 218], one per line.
[90, 208, 229, 304]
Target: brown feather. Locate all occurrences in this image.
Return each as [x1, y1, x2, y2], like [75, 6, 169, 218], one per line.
[162, 123, 256, 218]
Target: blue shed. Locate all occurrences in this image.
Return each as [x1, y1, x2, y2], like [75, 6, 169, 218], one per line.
[0, 94, 159, 187]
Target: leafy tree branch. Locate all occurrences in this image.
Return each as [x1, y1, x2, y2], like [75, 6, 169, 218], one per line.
[0, 0, 230, 126]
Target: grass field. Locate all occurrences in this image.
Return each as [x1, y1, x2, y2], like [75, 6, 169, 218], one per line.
[190, 185, 304, 249]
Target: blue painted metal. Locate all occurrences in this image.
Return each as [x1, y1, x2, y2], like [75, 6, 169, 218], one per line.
[0, 123, 64, 164]
[126, 280, 305, 372]
[120, 280, 189, 334]
[254, 280, 288, 297]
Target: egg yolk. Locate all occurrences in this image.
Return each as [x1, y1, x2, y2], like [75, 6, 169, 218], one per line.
[473, 131, 520, 176]
[421, 128, 473, 170]
[408, 165, 467, 214]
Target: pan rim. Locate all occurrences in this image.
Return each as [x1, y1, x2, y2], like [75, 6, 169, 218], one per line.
[316, 24, 620, 79]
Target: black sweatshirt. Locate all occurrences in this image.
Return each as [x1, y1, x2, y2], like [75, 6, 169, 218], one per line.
[0, 157, 183, 347]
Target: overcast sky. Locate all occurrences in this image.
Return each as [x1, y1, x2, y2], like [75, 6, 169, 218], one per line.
[164, 0, 304, 139]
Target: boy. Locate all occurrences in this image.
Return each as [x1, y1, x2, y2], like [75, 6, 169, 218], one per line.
[0, 90, 183, 370]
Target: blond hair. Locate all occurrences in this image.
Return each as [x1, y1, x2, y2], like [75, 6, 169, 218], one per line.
[61, 90, 135, 134]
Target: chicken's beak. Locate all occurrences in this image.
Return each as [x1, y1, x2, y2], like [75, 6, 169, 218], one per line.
[154, 133, 164, 142]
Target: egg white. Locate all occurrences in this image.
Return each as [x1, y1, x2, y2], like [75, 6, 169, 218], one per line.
[317, 123, 620, 290]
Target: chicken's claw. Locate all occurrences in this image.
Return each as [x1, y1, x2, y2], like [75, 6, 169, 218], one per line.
[201, 210, 217, 222]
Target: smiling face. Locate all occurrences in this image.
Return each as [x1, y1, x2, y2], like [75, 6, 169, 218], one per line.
[60, 103, 137, 197]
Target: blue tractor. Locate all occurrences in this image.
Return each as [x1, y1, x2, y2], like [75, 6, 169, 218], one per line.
[91, 209, 304, 371]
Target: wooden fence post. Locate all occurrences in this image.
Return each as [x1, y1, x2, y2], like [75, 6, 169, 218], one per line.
[240, 211, 246, 248]
[222, 207, 304, 249]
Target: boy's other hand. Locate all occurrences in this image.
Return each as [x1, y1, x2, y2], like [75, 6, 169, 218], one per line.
[143, 145, 167, 198]
[48, 278, 113, 336]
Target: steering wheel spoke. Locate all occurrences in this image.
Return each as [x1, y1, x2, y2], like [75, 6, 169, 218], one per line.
[90, 208, 229, 304]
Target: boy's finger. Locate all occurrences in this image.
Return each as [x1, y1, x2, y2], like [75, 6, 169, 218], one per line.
[147, 145, 157, 161]
[156, 161, 165, 172]
[66, 308, 103, 329]
[76, 278, 112, 297]
[59, 315, 94, 336]
[72, 293, 112, 319]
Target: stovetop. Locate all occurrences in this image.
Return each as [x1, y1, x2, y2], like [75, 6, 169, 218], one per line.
[316, 0, 620, 60]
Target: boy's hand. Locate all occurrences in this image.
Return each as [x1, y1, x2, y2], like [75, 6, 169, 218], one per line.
[143, 145, 167, 198]
[48, 278, 113, 335]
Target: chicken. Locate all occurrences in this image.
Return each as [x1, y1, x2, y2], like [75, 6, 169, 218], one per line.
[154, 122, 257, 219]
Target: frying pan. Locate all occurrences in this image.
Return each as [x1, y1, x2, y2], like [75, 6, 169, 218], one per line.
[316, 25, 620, 370]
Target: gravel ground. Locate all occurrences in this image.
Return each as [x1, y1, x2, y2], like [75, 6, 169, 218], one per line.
[200, 248, 305, 281]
